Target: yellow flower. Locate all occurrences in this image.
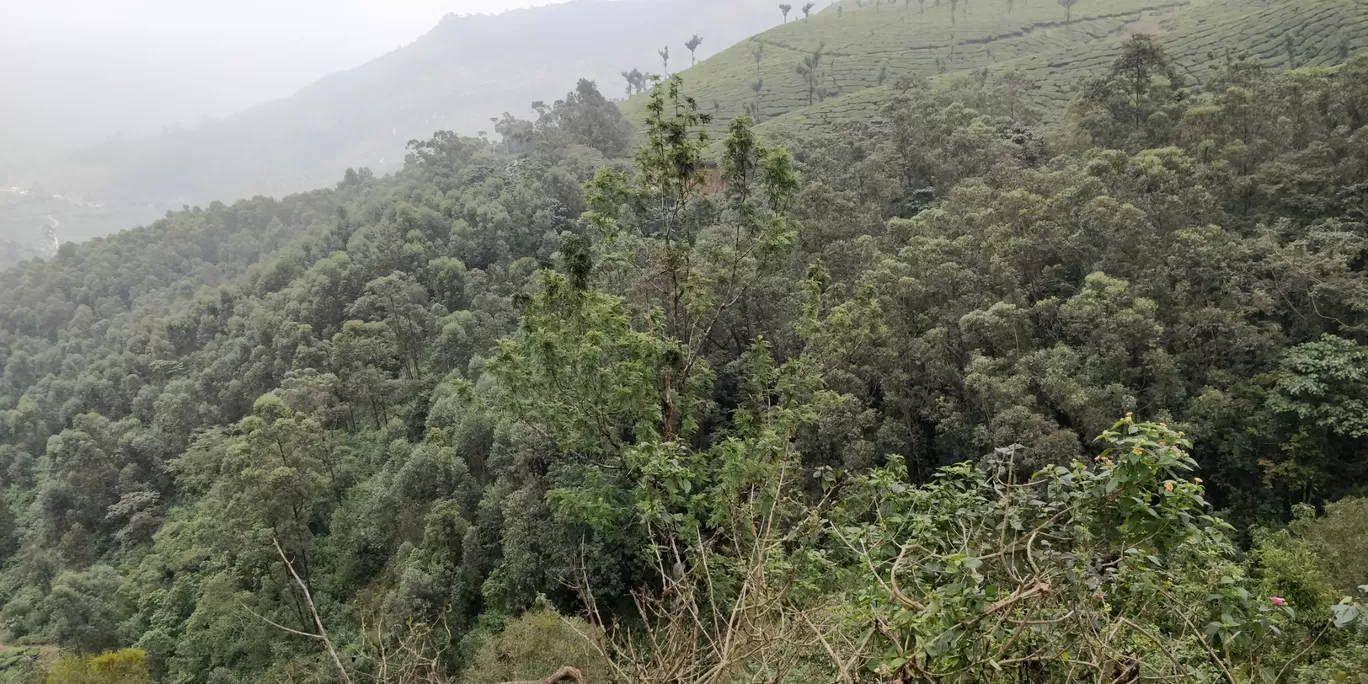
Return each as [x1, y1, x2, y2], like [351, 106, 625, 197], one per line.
[1194, 477, 1203, 485]
[1131, 447, 1144, 455]
[1163, 482, 1175, 492]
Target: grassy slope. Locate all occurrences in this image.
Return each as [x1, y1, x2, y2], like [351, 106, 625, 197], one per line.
[623, 0, 1194, 134]
[625, 0, 1368, 140]
[760, 0, 1368, 137]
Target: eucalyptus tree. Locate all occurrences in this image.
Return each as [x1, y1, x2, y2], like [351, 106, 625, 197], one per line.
[1059, 0, 1078, 24]
[685, 34, 704, 66]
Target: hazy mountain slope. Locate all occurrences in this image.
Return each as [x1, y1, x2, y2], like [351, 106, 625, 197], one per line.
[24, 0, 779, 225]
[627, 0, 1368, 139]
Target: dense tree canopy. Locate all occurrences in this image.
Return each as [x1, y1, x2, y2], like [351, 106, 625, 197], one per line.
[2, 48, 1368, 684]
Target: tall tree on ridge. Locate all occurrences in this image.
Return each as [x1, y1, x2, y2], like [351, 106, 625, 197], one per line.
[621, 69, 648, 97]
[1059, 0, 1078, 25]
[796, 42, 828, 105]
[685, 35, 704, 66]
[751, 77, 765, 122]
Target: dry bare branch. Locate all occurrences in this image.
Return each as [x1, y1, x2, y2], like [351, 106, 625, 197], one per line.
[494, 666, 586, 684]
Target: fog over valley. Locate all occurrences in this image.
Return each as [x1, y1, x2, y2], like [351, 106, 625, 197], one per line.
[0, 0, 780, 247]
[0, 0, 574, 157]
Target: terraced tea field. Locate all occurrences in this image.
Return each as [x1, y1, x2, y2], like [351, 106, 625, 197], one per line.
[621, 0, 1368, 141]
[623, 0, 1198, 134]
[759, 0, 1368, 137]
[1006, 0, 1368, 107]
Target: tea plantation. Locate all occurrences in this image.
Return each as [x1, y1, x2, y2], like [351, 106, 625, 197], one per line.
[622, 0, 1368, 138]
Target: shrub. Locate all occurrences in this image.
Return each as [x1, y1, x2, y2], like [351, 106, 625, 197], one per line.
[1305, 497, 1368, 595]
[458, 609, 607, 684]
[43, 649, 151, 684]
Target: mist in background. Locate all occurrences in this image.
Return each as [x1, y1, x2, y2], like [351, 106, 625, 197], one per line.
[0, 0, 780, 247]
[0, 0, 572, 162]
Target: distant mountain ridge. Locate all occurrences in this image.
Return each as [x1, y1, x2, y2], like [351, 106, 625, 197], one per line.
[27, 0, 781, 223]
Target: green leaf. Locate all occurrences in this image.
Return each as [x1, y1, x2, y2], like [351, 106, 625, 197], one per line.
[1332, 603, 1361, 628]
[926, 627, 958, 657]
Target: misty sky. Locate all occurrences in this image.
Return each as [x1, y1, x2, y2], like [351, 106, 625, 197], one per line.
[0, 0, 574, 159]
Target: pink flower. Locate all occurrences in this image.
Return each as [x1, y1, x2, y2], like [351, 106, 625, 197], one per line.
[1270, 596, 1286, 607]
[1094, 591, 1105, 600]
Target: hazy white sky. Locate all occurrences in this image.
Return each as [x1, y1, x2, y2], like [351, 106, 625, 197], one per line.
[3, 0, 574, 49]
[0, 0, 576, 156]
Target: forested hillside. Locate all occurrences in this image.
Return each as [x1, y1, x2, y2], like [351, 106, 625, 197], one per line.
[2, 32, 1368, 684]
[0, 242, 47, 275]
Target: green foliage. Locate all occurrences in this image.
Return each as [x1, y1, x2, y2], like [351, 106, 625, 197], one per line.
[2, 29, 1368, 684]
[1074, 34, 1189, 150]
[0, 498, 16, 566]
[43, 650, 150, 684]
[42, 567, 123, 656]
[1248, 523, 1368, 682]
[457, 610, 607, 684]
[835, 418, 1288, 681]
[530, 79, 635, 158]
[492, 270, 670, 456]
[1301, 498, 1368, 596]
[1270, 335, 1368, 440]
